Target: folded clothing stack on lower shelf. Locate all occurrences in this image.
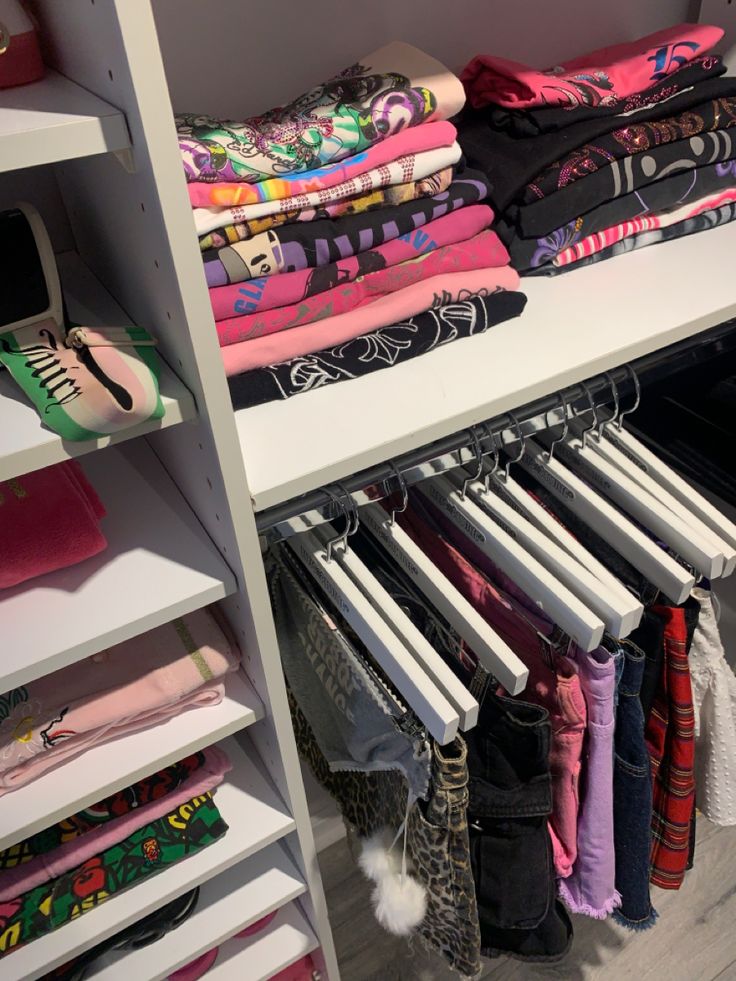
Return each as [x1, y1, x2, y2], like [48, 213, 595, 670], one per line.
[457, 22, 736, 275]
[0, 608, 240, 796]
[0, 747, 231, 962]
[178, 42, 527, 407]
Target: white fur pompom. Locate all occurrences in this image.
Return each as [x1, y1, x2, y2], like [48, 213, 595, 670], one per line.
[358, 830, 401, 882]
[371, 872, 427, 935]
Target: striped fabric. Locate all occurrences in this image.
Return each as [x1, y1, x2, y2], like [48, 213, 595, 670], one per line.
[645, 605, 696, 890]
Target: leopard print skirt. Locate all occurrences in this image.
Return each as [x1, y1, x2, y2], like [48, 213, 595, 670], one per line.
[290, 692, 482, 979]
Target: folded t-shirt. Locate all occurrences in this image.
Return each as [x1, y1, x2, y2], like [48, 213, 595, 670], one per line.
[179, 41, 465, 183]
[215, 229, 510, 346]
[209, 203, 493, 321]
[203, 167, 490, 287]
[461, 23, 723, 109]
[194, 143, 462, 233]
[221, 265, 520, 375]
[486, 55, 726, 136]
[228, 291, 527, 409]
[188, 121, 457, 207]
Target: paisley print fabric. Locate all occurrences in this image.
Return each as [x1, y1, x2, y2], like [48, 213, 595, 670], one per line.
[178, 42, 464, 184]
[228, 291, 526, 409]
[485, 55, 726, 137]
[461, 23, 723, 110]
[525, 96, 736, 201]
[0, 795, 227, 959]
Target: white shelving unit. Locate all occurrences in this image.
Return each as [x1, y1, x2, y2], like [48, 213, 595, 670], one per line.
[0, 69, 130, 172]
[0, 251, 196, 482]
[4, 736, 297, 981]
[1, 1, 734, 979]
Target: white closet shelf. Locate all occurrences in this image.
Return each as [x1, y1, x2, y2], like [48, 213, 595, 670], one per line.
[4, 735, 296, 981]
[203, 901, 318, 981]
[0, 251, 196, 483]
[0, 439, 236, 694]
[235, 223, 735, 511]
[0, 69, 130, 172]
[0, 676, 264, 852]
[87, 842, 307, 981]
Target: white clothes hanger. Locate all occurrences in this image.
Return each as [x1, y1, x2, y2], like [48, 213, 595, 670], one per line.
[594, 369, 736, 577]
[304, 491, 479, 729]
[558, 388, 724, 579]
[288, 518, 460, 745]
[517, 436, 695, 604]
[420, 469, 606, 652]
[360, 481, 529, 695]
[468, 416, 642, 638]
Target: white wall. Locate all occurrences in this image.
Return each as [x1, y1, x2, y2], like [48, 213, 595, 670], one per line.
[152, 0, 696, 117]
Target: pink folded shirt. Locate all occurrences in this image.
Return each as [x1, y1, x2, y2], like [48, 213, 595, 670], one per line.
[0, 609, 240, 794]
[216, 228, 510, 346]
[210, 204, 493, 321]
[222, 265, 519, 376]
[461, 23, 723, 109]
[188, 121, 457, 207]
[0, 746, 231, 900]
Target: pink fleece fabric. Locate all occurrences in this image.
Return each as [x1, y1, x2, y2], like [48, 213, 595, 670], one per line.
[209, 204, 493, 321]
[216, 229, 509, 346]
[221, 265, 519, 375]
[0, 609, 240, 794]
[0, 746, 231, 900]
[461, 23, 723, 109]
[188, 121, 457, 207]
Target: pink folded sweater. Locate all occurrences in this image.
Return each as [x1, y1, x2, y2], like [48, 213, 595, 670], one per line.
[0, 460, 107, 590]
[188, 121, 457, 207]
[210, 204, 493, 322]
[216, 229, 510, 346]
[222, 265, 519, 376]
[461, 23, 723, 109]
[0, 609, 240, 794]
[0, 746, 231, 900]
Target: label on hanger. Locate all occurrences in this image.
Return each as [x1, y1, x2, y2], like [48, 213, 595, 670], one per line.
[560, 446, 613, 495]
[424, 483, 486, 543]
[292, 538, 351, 618]
[604, 430, 649, 473]
[524, 455, 576, 501]
[363, 511, 421, 578]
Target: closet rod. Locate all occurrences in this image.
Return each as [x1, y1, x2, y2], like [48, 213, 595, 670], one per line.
[258, 317, 736, 537]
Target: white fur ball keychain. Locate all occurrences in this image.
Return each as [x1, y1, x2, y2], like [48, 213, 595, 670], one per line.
[358, 817, 427, 936]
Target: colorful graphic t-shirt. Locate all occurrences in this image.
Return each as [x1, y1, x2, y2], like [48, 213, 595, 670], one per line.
[178, 41, 465, 184]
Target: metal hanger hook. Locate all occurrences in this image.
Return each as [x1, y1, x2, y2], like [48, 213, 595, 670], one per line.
[323, 487, 352, 562]
[461, 426, 485, 499]
[501, 412, 526, 480]
[335, 482, 360, 540]
[598, 370, 621, 435]
[385, 461, 409, 526]
[615, 364, 641, 430]
[481, 422, 501, 493]
[577, 382, 599, 450]
[545, 392, 570, 463]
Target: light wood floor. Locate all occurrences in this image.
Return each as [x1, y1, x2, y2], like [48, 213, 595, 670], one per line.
[319, 817, 736, 981]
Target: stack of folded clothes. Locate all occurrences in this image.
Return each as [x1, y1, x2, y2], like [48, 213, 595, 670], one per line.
[0, 748, 230, 959]
[0, 608, 239, 795]
[177, 42, 527, 407]
[456, 23, 736, 275]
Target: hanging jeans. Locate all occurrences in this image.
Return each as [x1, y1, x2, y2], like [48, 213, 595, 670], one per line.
[559, 646, 620, 918]
[612, 639, 657, 929]
[466, 692, 573, 962]
[397, 499, 586, 879]
[646, 604, 696, 890]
